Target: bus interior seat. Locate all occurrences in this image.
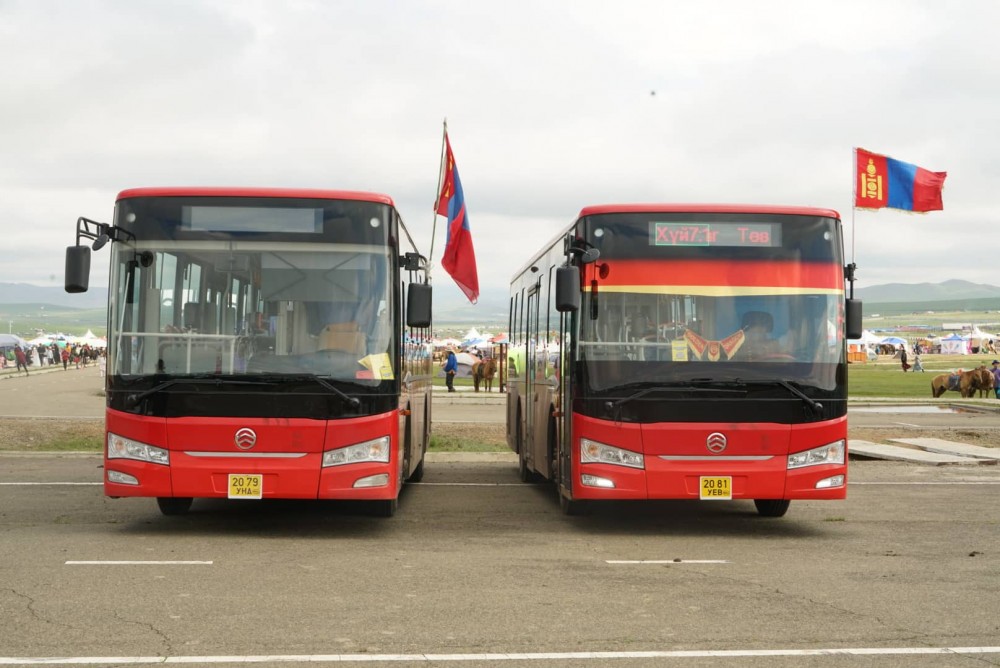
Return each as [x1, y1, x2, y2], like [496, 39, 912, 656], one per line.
[202, 306, 218, 334]
[318, 321, 365, 356]
[741, 311, 773, 334]
[183, 302, 201, 331]
[223, 308, 237, 334]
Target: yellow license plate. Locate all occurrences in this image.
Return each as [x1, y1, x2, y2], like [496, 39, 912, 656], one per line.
[700, 476, 732, 500]
[228, 473, 263, 499]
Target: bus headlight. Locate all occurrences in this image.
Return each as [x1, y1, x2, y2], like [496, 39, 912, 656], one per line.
[323, 436, 391, 467]
[580, 438, 644, 469]
[788, 440, 845, 469]
[107, 433, 169, 465]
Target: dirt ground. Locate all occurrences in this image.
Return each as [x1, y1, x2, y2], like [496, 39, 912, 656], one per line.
[0, 418, 995, 452]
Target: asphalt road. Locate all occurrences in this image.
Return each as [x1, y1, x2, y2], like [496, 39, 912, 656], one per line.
[1, 456, 999, 666]
[3, 367, 1000, 666]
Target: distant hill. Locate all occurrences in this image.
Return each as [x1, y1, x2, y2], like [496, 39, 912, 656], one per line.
[856, 279, 1000, 304]
[0, 282, 107, 309]
[434, 292, 508, 325]
[5, 279, 995, 330]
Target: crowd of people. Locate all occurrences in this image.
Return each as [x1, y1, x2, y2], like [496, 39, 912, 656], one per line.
[1, 343, 106, 376]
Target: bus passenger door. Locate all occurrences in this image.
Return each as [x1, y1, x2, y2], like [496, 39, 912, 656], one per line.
[524, 287, 539, 472]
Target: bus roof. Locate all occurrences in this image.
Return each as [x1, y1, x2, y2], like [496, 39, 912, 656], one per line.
[116, 187, 396, 206]
[578, 203, 841, 219]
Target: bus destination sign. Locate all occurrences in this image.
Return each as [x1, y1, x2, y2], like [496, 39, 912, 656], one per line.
[650, 222, 781, 248]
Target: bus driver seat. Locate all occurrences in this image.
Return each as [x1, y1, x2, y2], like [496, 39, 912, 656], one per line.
[319, 321, 365, 356]
[741, 311, 777, 358]
[316, 271, 367, 356]
[742, 311, 773, 339]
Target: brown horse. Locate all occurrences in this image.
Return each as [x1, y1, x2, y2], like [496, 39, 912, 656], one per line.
[974, 366, 994, 398]
[472, 357, 498, 392]
[930, 369, 981, 398]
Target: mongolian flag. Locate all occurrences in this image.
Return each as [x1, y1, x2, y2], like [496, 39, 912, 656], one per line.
[435, 132, 479, 303]
[855, 148, 947, 212]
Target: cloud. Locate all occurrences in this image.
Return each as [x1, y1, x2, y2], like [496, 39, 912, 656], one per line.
[1, 0, 997, 312]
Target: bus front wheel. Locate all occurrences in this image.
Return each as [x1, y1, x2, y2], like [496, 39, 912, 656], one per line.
[156, 497, 193, 516]
[372, 498, 398, 517]
[754, 499, 790, 517]
[559, 492, 590, 516]
[407, 458, 425, 483]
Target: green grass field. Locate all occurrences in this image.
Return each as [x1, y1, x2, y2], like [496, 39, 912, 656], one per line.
[848, 354, 997, 397]
[435, 359, 997, 398]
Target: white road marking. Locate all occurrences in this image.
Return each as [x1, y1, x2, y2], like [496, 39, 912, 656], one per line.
[65, 561, 213, 565]
[1, 646, 999, 664]
[851, 481, 1000, 485]
[892, 421, 922, 428]
[606, 560, 730, 564]
[412, 482, 527, 487]
[0, 482, 101, 486]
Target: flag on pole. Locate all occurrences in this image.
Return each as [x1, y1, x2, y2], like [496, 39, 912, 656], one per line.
[854, 148, 947, 212]
[435, 132, 479, 304]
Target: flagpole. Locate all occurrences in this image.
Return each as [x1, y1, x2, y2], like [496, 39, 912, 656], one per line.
[428, 118, 448, 266]
[851, 146, 857, 266]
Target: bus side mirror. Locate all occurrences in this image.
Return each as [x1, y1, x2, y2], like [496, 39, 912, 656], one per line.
[555, 266, 580, 312]
[407, 283, 432, 328]
[65, 246, 92, 293]
[845, 298, 863, 340]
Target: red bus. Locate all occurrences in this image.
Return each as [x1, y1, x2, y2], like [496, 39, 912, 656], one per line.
[66, 187, 433, 516]
[507, 204, 862, 516]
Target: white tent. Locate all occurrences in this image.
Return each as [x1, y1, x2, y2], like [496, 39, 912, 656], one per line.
[0, 334, 28, 349]
[939, 334, 969, 355]
[69, 329, 107, 348]
[847, 330, 881, 360]
[847, 330, 882, 347]
[437, 351, 481, 378]
[968, 327, 995, 351]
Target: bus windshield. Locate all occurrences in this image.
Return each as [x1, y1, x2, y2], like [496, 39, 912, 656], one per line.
[110, 242, 393, 383]
[575, 211, 845, 394]
[579, 289, 842, 392]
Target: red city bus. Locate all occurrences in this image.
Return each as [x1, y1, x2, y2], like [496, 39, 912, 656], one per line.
[66, 187, 433, 516]
[507, 204, 862, 516]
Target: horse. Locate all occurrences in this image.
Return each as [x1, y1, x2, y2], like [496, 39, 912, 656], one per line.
[974, 365, 994, 398]
[472, 357, 498, 392]
[930, 369, 981, 398]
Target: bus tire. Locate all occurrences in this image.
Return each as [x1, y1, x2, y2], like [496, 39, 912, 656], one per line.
[156, 497, 193, 516]
[559, 492, 589, 516]
[372, 498, 398, 517]
[516, 404, 531, 482]
[546, 412, 558, 481]
[407, 458, 425, 483]
[754, 499, 791, 517]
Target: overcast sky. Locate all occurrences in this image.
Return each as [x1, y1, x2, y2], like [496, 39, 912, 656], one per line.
[1, 0, 996, 311]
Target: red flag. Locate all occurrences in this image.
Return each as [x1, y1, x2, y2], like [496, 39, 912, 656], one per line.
[436, 133, 479, 303]
[855, 148, 946, 212]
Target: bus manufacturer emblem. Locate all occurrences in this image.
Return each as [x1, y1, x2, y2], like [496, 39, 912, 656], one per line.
[706, 432, 727, 454]
[235, 428, 257, 451]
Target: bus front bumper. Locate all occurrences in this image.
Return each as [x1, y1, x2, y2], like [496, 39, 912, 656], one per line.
[572, 457, 847, 501]
[104, 455, 399, 501]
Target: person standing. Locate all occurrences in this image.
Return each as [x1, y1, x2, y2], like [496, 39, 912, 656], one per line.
[991, 360, 1000, 399]
[443, 349, 458, 392]
[13, 346, 29, 376]
[900, 347, 910, 372]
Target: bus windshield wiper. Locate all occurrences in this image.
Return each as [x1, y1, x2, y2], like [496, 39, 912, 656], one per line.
[735, 378, 824, 415]
[125, 377, 271, 408]
[611, 380, 746, 410]
[282, 375, 362, 409]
